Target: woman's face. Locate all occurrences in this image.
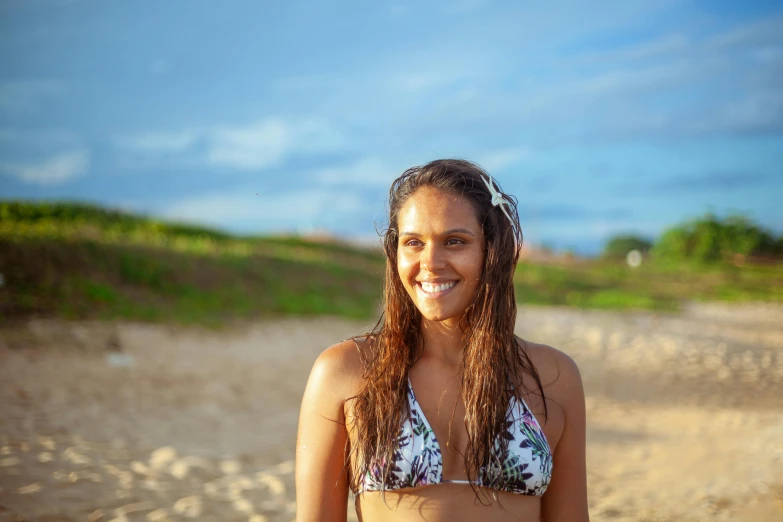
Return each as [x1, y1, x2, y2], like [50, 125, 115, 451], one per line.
[397, 186, 485, 324]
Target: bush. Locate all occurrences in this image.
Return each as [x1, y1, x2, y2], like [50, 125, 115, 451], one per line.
[653, 213, 779, 263]
[603, 235, 653, 258]
[0, 201, 232, 241]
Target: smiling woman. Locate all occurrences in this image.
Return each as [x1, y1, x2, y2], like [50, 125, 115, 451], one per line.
[397, 187, 485, 324]
[295, 160, 588, 522]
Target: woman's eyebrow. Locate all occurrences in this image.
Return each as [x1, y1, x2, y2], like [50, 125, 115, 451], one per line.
[400, 228, 475, 237]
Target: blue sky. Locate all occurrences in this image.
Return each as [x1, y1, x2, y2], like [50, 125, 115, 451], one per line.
[0, 0, 781, 253]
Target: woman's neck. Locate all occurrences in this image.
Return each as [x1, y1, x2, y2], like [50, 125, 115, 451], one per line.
[419, 317, 466, 367]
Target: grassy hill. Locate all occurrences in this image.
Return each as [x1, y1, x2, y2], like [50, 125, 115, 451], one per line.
[0, 201, 780, 327]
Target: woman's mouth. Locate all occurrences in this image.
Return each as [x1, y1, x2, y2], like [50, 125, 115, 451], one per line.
[417, 280, 458, 298]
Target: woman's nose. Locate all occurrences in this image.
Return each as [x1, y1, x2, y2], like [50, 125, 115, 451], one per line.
[420, 243, 446, 272]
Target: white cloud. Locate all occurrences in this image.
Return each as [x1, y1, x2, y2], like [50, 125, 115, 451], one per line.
[106, 4, 783, 181]
[208, 119, 291, 170]
[712, 91, 783, 134]
[288, 119, 349, 153]
[273, 6, 780, 145]
[116, 118, 349, 171]
[163, 187, 368, 233]
[313, 157, 399, 187]
[476, 148, 532, 172]
[116, 129, 200, 153]
[559, 63, 688, 100]
[0, 150, 89, 185]
[705, 15, 783, 49]
[568, 34, 690, 66]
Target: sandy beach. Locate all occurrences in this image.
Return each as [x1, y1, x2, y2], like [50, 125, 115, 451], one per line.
[1, 302, 782, 521]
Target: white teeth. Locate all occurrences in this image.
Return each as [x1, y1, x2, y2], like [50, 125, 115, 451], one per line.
[420, 281, 455, 293]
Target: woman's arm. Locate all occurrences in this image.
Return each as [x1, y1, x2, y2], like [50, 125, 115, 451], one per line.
[295, 342, 356, 522]
[540, 352, 589, 522]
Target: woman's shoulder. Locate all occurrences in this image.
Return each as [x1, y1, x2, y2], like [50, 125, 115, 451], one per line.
[308, 336, 373, 401]
[517, 338, 584, 405]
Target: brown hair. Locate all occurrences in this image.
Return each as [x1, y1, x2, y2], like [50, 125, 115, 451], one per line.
[348, 159, 547, 499]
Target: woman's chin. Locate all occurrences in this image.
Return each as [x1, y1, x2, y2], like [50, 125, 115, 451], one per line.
[418, 308, 463, 324]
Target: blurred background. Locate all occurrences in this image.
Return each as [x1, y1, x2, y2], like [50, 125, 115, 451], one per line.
[0, 1, 781, 521]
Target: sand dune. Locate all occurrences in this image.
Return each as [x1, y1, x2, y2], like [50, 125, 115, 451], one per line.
[1, 303, 781, 521]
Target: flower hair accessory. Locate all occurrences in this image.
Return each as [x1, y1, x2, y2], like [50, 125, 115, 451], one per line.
[481, 174, 514, 227]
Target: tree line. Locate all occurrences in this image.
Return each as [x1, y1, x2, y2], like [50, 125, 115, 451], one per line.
[604, 214, 782, 263]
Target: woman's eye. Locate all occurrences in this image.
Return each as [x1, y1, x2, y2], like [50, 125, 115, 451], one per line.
[402, 238, 465, 247]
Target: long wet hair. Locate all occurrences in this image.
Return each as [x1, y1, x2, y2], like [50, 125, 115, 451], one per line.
[348, 159, 548, 499]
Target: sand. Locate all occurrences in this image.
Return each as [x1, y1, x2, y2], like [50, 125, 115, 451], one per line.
[0, 302, 781, 521]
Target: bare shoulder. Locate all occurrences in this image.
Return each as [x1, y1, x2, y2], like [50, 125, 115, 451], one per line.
[307, 336, 371, 402]
[517, 339, 584, 405]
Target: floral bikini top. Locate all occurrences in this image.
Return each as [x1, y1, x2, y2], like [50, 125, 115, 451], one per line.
[359, 378, 553, 495]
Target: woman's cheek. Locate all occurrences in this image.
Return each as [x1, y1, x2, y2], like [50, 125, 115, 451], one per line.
[397, 252, 417, 276]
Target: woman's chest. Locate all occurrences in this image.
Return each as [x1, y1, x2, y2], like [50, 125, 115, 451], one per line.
[344, 371, 566, 482]
[407, 372, 564, 477]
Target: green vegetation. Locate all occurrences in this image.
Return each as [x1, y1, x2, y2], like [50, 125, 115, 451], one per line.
[514, 258, 779, 310]
[602, 235, 653, 259]
[0, 201, 385, 327]
[653, 213, 781, 263]
[0, 202, 780, 327]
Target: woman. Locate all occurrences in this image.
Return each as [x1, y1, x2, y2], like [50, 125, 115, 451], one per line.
[296, 160, 588, 521]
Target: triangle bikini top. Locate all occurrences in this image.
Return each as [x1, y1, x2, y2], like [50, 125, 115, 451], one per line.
[358, 378, 553, 496]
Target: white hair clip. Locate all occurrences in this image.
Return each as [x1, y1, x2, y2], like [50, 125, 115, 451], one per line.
[481, 174, 515, 227]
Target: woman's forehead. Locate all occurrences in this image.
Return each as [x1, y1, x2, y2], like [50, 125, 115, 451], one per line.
[397, 187, 481, 233]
